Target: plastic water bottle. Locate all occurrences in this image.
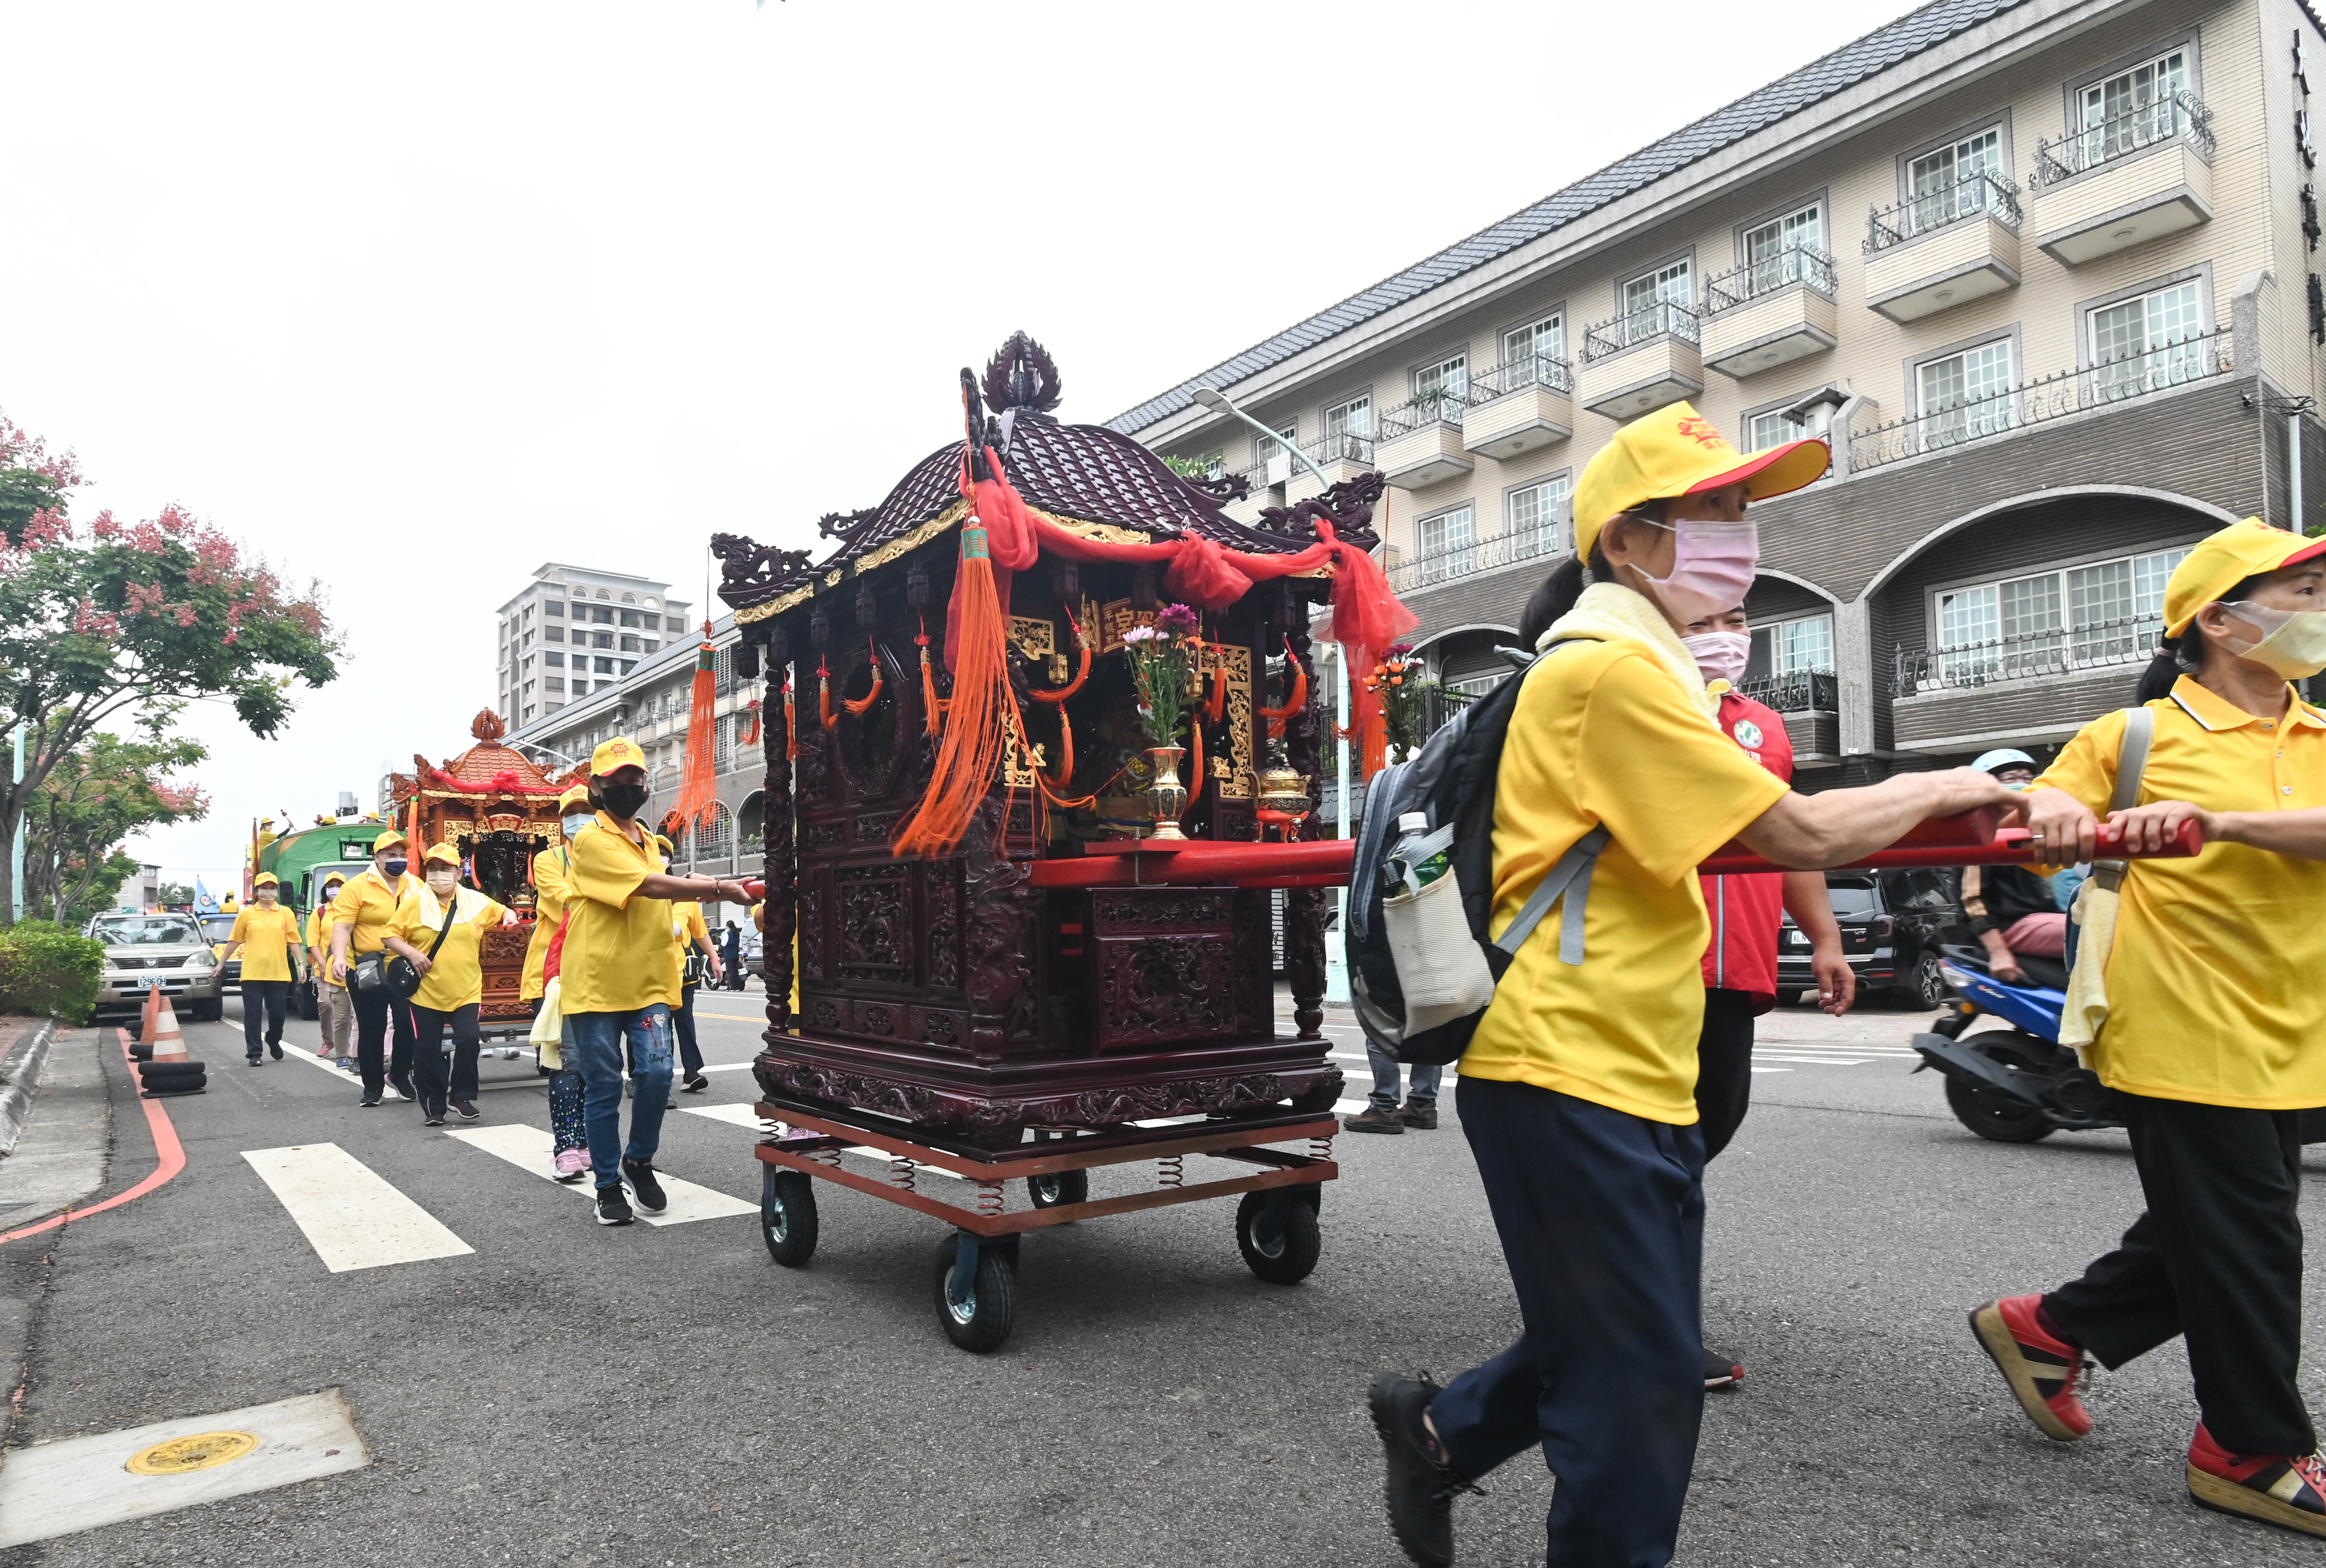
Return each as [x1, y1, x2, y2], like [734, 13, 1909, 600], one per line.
[1382, 810, 1450, 896]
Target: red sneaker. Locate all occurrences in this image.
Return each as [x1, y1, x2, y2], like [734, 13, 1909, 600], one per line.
[1970, 1295, 2092, 1441]
[2187, 1423, 2326, 1538]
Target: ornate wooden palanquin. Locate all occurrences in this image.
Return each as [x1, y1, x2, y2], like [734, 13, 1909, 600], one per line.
[715, 335, 1389, 1148]
[385, 711, 585, 1029]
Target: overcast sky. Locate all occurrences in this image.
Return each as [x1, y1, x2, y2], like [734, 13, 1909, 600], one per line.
[1, 0, 1919, 893]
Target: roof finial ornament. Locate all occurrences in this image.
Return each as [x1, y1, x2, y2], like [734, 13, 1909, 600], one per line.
[981, 331, 1062, 416]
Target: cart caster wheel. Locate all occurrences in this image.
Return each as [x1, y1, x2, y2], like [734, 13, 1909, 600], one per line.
[1236, 1189, 1321, 1285]
[1026, 1169, 1088, 1210]
[761, 1167, 819, 1267]
[933, 1234, 1017, 1353]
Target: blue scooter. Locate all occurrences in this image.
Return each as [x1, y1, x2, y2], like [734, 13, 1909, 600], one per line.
[1914, 944, 2326, 1144]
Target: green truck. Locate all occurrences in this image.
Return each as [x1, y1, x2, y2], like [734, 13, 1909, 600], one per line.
[256, 819, 383, 1020]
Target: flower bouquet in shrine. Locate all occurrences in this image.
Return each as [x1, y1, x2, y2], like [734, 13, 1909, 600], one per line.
[1364, 643, 1432, 764]
[1120, 603, 1201, 839]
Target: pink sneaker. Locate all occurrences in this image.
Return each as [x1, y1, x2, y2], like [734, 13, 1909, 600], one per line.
[553, 1147, 590, 1183]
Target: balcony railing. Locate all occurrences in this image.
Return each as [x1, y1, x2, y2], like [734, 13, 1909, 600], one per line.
[1893, 613, 2165, 698]
[1305, 431, 1375, 465]
[1864, 171, 2023, 252]
[1581, 299, 1700, 359]
[2033, 91, 2215, 185]
[1849, 325, 2232, 471]
[1378, 391, 1470, 437]
[1705, 245, 1837, 311]
[1386, 518, 1569, 593]
[1736, 669, 1837, 713]
[1467, 352, 1574, 401]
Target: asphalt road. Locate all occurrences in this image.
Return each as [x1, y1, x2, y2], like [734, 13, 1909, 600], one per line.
[5, 987, 2326, 1566]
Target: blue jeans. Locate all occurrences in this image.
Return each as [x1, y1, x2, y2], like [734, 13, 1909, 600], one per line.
[1366, 1038, 1441, 1111]
[564, 1005, 674, 1189]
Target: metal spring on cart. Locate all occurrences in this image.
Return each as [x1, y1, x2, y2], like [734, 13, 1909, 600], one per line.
[1158, 1154, 1184, 1188]
[888, 1156, 917, 1192]
[977, 1180, 1004, 1218]
[1311, 1133, 1335, 1162]
[813, 1146, 843, 1169]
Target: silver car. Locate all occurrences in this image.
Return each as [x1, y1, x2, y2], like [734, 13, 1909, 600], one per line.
[89, 914, 226, 1021]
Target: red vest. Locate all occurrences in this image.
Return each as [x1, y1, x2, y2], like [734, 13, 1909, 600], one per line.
[1697, 690, 1795, 1008]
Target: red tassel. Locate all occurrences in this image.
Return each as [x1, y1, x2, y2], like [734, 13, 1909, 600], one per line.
[818, 658, 837, 731]
[784, 679, 798, 759]
[672, 624, 720, 836]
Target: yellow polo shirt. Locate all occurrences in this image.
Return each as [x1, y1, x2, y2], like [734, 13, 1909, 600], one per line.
[228, 904, 303, 983]
[331, 868, 420, 957]
[561, 812, 679, 1014]
[1458, 637, 1790, 1122]
[387, 890, 510, 1012]
[306, 904, 344, 989]
[2031, 676, 2326, 1109]
[522, 844, 572, 1003]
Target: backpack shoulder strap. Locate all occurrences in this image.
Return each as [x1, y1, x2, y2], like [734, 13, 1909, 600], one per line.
[2093, 706, 2155, 892]
[1486, 637, 1609, 968]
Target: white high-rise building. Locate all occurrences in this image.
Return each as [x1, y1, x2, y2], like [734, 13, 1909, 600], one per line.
[495, 564, 691, 731]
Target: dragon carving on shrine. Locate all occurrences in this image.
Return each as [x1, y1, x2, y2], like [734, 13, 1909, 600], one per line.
[709, 532, 815, 609]
[1256, 471, 1385, 553]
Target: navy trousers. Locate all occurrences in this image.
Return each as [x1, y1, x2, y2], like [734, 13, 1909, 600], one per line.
[1430, 1075, 1707, 1568]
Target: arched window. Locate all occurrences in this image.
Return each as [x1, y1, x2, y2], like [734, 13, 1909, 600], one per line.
[621, 593, 636, 604]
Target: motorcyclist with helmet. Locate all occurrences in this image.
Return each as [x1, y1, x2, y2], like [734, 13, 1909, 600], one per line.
[1959, 749, 2068, 986]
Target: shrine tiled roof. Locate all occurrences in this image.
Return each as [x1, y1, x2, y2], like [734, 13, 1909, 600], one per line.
[1106, 0, 2031, 435]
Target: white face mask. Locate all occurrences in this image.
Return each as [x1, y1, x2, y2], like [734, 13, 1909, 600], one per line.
[1640, 520, 1760, 624]
[425, 870, 459, 896]
[562, 813, 592, 835]
[1681, 630, 1751, 685]
[2216, 601, 2326, 679]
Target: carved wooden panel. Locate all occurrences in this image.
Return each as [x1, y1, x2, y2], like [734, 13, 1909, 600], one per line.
[835, 864, 911, 984]
[1089, 888, 1237, 1051]
[925, 859, 962, 991]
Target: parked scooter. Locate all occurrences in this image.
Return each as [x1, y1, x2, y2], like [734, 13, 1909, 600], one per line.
[1914, 944, 2326, 1144]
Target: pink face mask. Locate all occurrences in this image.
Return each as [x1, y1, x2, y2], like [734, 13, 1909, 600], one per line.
[1642, 520, 1758, 624]
[1682, 630, 1751, 685]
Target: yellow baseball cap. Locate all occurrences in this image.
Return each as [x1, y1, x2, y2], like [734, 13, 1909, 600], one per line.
[422, 842, 462, 868]
[591, 736, 646, 775]
[1571, 401, 1830, 560]
[253, 873, 279, 887]
[653, 832, 675, 855]
[556, 783, 592, 812]
[2163, 517, 2326, 636]
[372, 829, 408, 852]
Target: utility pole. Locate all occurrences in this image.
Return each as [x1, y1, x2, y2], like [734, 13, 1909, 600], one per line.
[10, 722, 22, 923]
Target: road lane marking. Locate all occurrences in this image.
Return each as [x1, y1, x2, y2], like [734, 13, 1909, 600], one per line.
[444, 1124, 752, 1225]
[239, 1145, 473, 1273]
[0, 1389, 367, 1548]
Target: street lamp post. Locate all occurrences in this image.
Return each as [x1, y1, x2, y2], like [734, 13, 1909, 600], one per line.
[1190, 386, 1332, 492]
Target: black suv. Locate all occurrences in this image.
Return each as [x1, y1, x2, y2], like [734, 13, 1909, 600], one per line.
[1775, 867, 1970, 1008]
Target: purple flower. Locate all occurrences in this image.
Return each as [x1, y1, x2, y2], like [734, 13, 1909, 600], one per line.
[1157, 603, 1200, 635]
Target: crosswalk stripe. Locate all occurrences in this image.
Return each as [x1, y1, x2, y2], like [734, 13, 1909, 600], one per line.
[444, 1124, 754, 1225]
[240, 1144, 473, 1273]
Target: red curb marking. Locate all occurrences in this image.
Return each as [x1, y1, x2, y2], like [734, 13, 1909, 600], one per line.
[0, 1029, 187, 1247]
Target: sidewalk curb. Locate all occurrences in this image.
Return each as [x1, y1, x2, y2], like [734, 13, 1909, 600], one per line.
[0, 1018, 62, 1161]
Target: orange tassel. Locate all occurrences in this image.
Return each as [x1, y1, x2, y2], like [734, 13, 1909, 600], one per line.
[740, 697, 761, 748]
[917, 620, 948, 735]
[672, 624, 721, 836]
[1202, 637, 1226, 725]
[1188, 713, 1204, 812]
[1029, 609, 1090, 704]
[784, 679, 798, 760]
[892, 517, 1014, 858]
[841, 640, 885, 716]
[1048, 704, 1074, 788]
[818, 658, 837, 731]
[1259, 640, 1309, 739]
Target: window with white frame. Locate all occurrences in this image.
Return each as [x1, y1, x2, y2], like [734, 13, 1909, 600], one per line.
[2082, 48, 2188, 163]
[1409, 356, 1467, 422]
[1934, 544, 2191, 681]
[1507, 475, 1571, 562]
[1501, 313, 1566, 388]
[1740, 205, 1823, 294]
[1324, 396, 1373, 462]
[1619, 261, 1693, 344]
[1252, 421, 1297, 484]
[1916, 339, 2014, 448]
[1906, 127, 2002, 233]
[2090, 279, 2205, 398]
[1193, 450, 1225, 480]
[1415, 504, 1476, 586]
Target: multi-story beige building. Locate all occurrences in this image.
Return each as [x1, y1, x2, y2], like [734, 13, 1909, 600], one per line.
[1118, 0, 2326, 782]
[493, 564, 691, 731]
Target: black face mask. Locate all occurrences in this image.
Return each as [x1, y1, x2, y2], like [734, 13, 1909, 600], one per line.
[599, 782, 650, 819]
[383, 858, 409, 878]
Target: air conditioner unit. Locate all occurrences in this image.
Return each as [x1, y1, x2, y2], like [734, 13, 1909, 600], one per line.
[1264, 453, 1292, 487]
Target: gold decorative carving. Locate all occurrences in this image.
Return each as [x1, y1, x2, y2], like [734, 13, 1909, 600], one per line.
[734, 501, 972, 625]
[1217, 644, 1254, 799]
[1029, 507, 1154, 547]
[1007, 616, 1055, 661]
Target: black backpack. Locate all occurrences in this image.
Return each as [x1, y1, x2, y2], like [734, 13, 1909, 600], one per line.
[1345, 639, 1606, 1065]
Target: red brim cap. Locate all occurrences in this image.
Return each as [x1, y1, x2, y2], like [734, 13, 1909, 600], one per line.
[1684, 437, 1831, 505]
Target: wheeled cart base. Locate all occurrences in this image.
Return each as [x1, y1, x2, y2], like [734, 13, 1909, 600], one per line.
[750, 1094, 1338, 1353]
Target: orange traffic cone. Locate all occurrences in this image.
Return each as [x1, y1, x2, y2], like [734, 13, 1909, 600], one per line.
[147, 995, 186, 1061]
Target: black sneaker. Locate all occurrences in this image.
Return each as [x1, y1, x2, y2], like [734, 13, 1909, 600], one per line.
[389, 1075, 416, 1103]
[622, 1158, 668, 1213]
[450, 1097, 480, 1122]
[595, 1185, 634, 1226]
[1704, 1346, 1745, 1390]
[246, 1054, 262, 1065]
[268, 1041, 284, 1060]
[1368, 1372, 1477, 1568]
[681, 1072, 710, 1094]
[423, 1110, 446, 1127]
[359, 1094, 382, 1108]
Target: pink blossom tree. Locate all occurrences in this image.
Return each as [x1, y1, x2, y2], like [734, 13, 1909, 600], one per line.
[0, 411, 338, 924]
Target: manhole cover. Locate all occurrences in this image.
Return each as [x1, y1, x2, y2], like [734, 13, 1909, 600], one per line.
[124, 1431, 260, 1475]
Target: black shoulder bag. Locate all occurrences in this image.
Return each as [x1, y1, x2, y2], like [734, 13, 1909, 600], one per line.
[355, 897, 459, 1000]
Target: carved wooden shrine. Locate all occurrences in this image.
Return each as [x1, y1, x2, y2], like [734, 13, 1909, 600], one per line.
[385, 710, 585, 1030]
[715, 335, 1395, 1148]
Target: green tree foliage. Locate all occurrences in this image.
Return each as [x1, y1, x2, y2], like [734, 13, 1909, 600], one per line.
[23, 720, 209, 928]
[0, 411, 338, 923]
[157, 881, 194, 910]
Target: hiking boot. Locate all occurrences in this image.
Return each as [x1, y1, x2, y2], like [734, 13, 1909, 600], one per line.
[1368, 1372, 1476, 1568]
[1704, 1346, 1745, 1390]
[595, 1185, 634, 1227]
[622, 1158, 668, 1214]
[1397, 1100, 1438, 1131]
[2188, 1423, 2326, 1538]
[1343, 1105, 1407, 1134]
[1970, 1295, 2092, 1441]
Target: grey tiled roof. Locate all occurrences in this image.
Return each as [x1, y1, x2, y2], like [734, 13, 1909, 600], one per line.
[1107, 0, 2029, 435]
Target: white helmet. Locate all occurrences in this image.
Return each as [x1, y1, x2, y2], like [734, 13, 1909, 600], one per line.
[1971, 748, 2038, 777]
